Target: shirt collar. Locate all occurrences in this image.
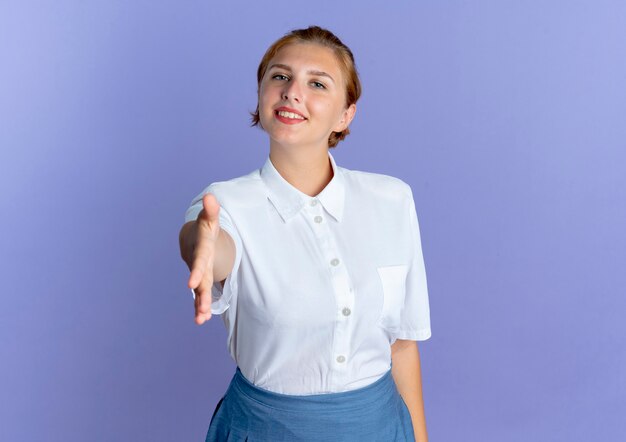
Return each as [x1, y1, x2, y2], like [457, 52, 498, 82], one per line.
[260, 151, 346, 223]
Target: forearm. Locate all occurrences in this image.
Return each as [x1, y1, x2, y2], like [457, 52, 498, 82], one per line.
[391, 340, 428, 442]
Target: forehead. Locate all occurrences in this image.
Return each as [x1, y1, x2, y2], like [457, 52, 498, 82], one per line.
[269, 43, 343, 78]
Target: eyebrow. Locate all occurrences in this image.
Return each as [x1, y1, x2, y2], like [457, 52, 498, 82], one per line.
[268, 63, 335, 84]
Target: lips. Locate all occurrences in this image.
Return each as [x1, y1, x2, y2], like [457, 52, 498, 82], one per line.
[274, 106, 307, 125]
[275, 107, 306, 118]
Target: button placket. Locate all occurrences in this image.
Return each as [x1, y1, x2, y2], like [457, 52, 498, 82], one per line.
[326, 244, 353, 380]
[306, 203, 353, 386]
[306, 199, 325, 232]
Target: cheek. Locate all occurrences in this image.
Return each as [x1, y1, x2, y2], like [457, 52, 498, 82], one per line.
[318, 102, 343, 124]
[258, 82, 269, 102]
[309, 99, 333, 116]
[257, 95, 276, 129]
[258, 92, 271, 117]
[258, 88, 266, 107]
[259, 86, 278, 112]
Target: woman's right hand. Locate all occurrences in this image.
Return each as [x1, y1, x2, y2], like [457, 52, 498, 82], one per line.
[188, 193, 221, 325]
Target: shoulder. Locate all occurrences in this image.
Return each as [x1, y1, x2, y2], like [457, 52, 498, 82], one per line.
[185, 168, 264, 223]
[197, 169, 264, 205]
[340, 166, 413, 203]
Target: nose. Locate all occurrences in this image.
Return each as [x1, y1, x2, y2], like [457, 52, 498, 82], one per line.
[282, 79, 302, 102]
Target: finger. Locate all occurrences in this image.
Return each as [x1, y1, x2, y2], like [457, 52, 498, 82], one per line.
[188, 238, 216, 289]
[194, 290, 208, 324]
[200, 193, 221, 227]
[194, 280, 213, 324]
[188, 264, 205, 290]
[195, 303, 211, 324]
[195, 272, 214, 314]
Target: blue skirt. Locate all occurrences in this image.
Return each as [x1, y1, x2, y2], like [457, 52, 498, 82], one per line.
[205, 366, 415, 441]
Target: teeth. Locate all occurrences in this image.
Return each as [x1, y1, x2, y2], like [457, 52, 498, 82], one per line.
[277, 110, 304, 120]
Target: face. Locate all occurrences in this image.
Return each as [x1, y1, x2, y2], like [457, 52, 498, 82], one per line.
[258, 43, 356, 150]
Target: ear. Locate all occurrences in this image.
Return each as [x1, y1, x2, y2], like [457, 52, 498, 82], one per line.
[332, 103, 357, 133]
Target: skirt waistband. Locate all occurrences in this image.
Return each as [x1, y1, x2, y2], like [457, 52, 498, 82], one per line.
[229, 367, 395, 413]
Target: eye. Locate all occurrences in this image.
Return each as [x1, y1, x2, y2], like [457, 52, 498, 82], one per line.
[272, 74, 289, 81]
[311, 81, 326, 89]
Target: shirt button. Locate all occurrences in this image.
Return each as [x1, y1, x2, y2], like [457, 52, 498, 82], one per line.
[310, 200, 318, 206]
[336, 355, 346, 363]
[314, 215, 323, 223]
[342, 307, 351, 316]
[330, 258, 340, 266]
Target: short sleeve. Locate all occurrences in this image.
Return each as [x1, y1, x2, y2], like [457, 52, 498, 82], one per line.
[184, 184, 243, 315]
[396, 188, 432, 341]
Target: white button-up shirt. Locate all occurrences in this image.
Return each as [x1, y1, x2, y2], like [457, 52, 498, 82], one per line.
[184, 151, 431, 395]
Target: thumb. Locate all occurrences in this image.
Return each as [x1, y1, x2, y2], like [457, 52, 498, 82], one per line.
[200, 193, 221, 226]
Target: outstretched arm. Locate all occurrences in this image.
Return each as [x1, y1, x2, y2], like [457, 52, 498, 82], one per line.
[178, 193, 235, 324]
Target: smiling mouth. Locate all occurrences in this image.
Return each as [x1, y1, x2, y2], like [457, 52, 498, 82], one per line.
[275, 110, 306, 120]
[274, 110, 307, 125]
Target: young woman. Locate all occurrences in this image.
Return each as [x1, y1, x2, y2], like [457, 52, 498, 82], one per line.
[179, 25, 432, 441]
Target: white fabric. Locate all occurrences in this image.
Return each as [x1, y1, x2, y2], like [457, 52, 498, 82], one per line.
[184, 151, 431, 395]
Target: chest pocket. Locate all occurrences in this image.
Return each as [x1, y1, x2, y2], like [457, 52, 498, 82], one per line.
[376, 264, 409, 331]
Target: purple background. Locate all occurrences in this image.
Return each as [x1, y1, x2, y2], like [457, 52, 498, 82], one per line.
[1, 1, 625, 441]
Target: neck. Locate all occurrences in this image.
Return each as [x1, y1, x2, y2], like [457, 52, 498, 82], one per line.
[269, 142, 333, 197]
